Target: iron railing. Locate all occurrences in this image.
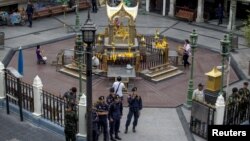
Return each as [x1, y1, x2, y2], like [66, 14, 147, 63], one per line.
[224, 95, 250, 125]
[190, 100, 215, 139]
[41, 90, 66, 127]
[5, 70, 34, 112]
[19, 81, 34, 112]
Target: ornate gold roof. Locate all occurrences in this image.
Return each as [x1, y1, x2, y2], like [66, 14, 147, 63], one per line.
[106, 0, 139, 21]
[205, 67, 222, 77]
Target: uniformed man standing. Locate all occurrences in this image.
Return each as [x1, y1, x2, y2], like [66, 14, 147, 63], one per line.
[92, 107, 99, 141]
[109, 96, 123, 141]
[238, 82, 250, 120]
[106, 87, 116, 107]
[96, 96, 109, 141]
[125, 87, 142, 133]
[63, 87, 77, 111]
[227, 87, 240, 124]
[64, 106, 78, 141]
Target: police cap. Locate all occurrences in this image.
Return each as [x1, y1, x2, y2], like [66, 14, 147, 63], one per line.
[132, 87, 137, 92]
[71, 87, 77, 93]
[114, 95, 120, 100]
[99, 96, 105, 100]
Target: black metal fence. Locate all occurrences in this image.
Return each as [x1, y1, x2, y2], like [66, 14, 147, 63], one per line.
[223, 95, 250, 125]
[190, 100, 216, 139]
[41, 90, 67, 127]
[4, 68, 78, 127]
[5, 69, 34, 112]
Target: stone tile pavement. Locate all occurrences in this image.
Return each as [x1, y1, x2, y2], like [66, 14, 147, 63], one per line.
[0, 109, 64, 141]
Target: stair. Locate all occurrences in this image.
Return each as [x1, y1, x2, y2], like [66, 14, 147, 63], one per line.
[59, 67, 86, 80]
[59, 64, 104, 80]
[146, 66, 177, 77]
[141, 65, 183, 83]
[152, 70, 183, 82]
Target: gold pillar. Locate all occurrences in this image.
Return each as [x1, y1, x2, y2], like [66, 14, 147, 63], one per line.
[109, 24, 114, 45]
[135, 50, 140, 72]
[164, 43, 169, 63]
[102, 49, 108, 72]
[129, 25, 135, 45]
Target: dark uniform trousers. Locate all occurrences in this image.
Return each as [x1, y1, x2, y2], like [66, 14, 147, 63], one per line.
[99, 117, 108, 141]
[64, 111, 77, 141]
[93, 130, 98, 141]
[125, 109, 139, 128]
[65, 133, 76, 141]
[92, 111, 99, 141]
[110, 119, 121, 137]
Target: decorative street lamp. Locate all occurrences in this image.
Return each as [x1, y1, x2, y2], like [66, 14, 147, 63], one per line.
[219, 35, 230, 95]
[75, 33, 83, 99]
[81, 11, 97, 141]
[75, 0, 80, 31]
[228, 32, 234, 52]
[186, 29, 198, 106]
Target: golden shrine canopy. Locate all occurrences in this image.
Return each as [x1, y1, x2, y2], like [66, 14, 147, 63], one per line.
[106, 0, 139, 21]
[205, 67, 222, 77]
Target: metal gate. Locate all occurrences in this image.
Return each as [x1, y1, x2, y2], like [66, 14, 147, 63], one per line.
[190, 100, 215, 139]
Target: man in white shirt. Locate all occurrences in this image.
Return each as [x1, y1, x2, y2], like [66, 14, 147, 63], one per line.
[192, 83, 205, 102]
[112, 76, 126, 100]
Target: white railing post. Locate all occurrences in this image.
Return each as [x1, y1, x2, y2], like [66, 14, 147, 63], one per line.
[77, 94, 87, 138]
[32, 75, 43, 117]
[168, 0, 176, 17]
[196, 0, 204, 22]
[214, 95, 225, 125]
[0, 61, 5, 99]
[162, 0, 166, 16]
[146, 0, 150, 12]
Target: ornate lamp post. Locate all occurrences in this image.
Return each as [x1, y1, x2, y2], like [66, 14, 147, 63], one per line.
[75, 0, 80, 31]
[75, 33, 83, 99]
[81, 11, 97, 141]
[219, 35, 230, 95]
[186, 29, 198, 106]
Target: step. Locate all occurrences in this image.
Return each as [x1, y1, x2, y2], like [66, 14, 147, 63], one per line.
[59, 68, 86, 80]
[151, 70, 183, 82]
[145, 66, 178, 78]
[148, 66, 172, 75]
[64, 64, 86, 71]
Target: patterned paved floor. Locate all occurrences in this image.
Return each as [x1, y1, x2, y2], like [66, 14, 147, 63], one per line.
[8, 38, 239, 107]
[0, 109, 64, 141]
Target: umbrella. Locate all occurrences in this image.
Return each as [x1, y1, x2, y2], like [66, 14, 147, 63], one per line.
[18, 46, 23, 75]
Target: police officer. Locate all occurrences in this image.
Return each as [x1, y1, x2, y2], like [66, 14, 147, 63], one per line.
[228, 87, 240, 105]
[238, 82, 250, 98]
[92, 107, 99, 141]
[125, 87, 142, 133]
[63, 87, 77, 111]
[238, 82, 250, 120]
[64, 106, 78, 141]
[227, 87, 240, 124]
[96, 96, 109, 141]
[106, 87, 116, 107]
[109, 96, 123, 141]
